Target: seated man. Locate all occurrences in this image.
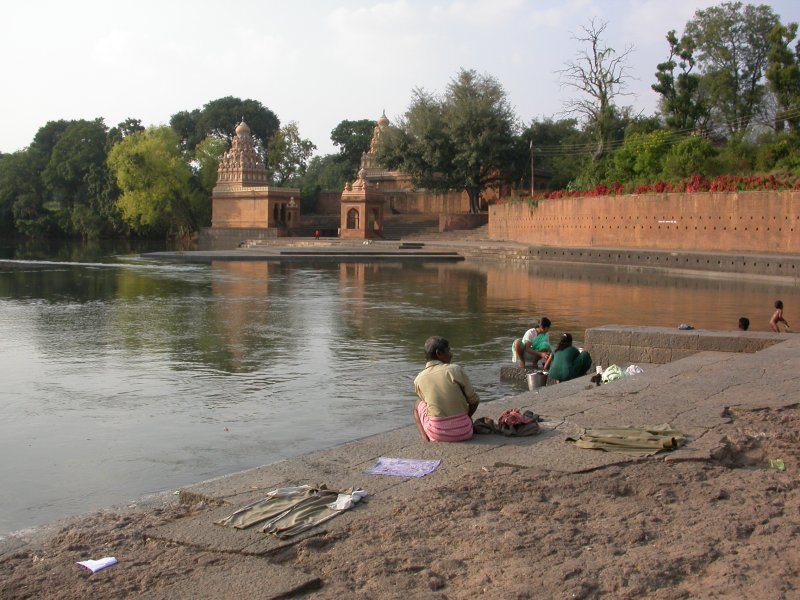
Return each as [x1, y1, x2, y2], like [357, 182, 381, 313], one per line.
[511, 317, 552, 368]
[413, 336, 480, 442]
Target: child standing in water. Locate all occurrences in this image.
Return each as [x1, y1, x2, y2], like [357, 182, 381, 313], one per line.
[770, 300, 790, 332]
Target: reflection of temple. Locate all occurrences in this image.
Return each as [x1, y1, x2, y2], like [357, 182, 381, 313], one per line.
[209, 119, 299, 237]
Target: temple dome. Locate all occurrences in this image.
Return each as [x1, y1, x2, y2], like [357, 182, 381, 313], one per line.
[235, 119, 250, 136]
[377, 111, 389, 127]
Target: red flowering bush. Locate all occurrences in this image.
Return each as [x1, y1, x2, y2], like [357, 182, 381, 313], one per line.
[527, 173, 800, 201]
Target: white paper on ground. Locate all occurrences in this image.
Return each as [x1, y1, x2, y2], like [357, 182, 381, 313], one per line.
[77, 556, 118, 573]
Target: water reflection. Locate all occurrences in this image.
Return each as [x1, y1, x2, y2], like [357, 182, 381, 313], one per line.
[1, 252, 798, 535]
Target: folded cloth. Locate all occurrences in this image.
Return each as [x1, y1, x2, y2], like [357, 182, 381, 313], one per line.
[567, 424, 686, 456]
[327, 489, 368, 511]
[625, 364, 644, 376]
[215, 485, 367, 539]
[365, 457, 441, 478]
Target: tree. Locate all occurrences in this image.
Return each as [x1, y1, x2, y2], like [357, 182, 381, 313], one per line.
[266, 121, 316, 186]
[330, 118, 375, 178]
[606, 130, 674, 184]
[652, 30, 710, 131]
[684, 1, 781, 136]
[765, 22, 800, 132]
[299, 154, 354, 210]
[525, 118, 590, 191]
[0, 152, 34, 234]
[189, 135, 229, 228]
[106, 118, 145, 150]
[662, 135, 718, 179]
[170, 97, 280, 154]
[41, 119, 109, 236]
[376, 69, 518, 213]
[557, 18, 634, 162]
[193, 135, 228, 194]
[107, 126, 198, 237]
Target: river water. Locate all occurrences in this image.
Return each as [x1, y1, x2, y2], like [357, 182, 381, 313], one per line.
[1, 241, 797, 535]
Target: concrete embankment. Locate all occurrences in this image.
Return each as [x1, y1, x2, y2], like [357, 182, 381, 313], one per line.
[144, 237, 800, 280]
[3, 326, 794, 597]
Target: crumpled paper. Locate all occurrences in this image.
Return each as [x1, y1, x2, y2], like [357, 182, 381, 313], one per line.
[77, 556, 117, 573]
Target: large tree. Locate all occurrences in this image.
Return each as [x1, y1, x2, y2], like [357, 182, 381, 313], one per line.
[266, 121, 316, 186]
[684, 1, 781, 136]
[557, 18, 634, 162]
[765, 22, 800, 132]
[652, 31, 710, 131]
[41, 119, 109, 236]
[107, 126, 198, 237]
[0, 119, 117, 238]
[330, 118, 375, 179]
[170, 97, 280, 154]
[526, 118, 591, 191]
[376, 68, 518, 213]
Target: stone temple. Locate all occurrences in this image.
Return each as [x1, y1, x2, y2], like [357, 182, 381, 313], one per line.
[209, 119, 299, 241]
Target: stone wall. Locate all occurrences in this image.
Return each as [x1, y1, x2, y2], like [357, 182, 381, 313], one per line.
[585, 325, 791, 367]
[439, 213, 488, 232]
[212, 193, 269, 228]
[199, 227, 281, 250]
[489, 191, 800, 255]
[315, 191, 342, 215]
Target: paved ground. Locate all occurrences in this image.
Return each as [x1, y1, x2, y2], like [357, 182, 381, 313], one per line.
[17, 330, 789, 598]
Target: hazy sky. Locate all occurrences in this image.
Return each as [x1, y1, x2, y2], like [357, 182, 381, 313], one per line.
[3, 0, 800, 156]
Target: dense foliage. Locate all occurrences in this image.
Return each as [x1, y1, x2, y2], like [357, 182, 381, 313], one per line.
[376, 69, 519, 213]
[1, 2, 799, 238]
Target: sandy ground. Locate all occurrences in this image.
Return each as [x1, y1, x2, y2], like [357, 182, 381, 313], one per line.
[1, 404, 798, 599]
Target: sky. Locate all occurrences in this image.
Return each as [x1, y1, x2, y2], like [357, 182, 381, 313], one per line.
[3, 0, 800, 157]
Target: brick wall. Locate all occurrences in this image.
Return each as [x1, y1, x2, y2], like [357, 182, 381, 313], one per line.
[489, 191, 800, 254]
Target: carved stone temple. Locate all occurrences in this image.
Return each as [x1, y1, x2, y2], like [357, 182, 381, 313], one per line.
[339, 168, 385, 239]
[210, 119, 299, 238]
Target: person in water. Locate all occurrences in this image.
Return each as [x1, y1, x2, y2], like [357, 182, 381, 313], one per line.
[738, 317, 750, 331]
[511, 317, 552, 368]
[543, 333, 593, 383]
[769, 300, 790, 332]
[413, 336, 479, 442]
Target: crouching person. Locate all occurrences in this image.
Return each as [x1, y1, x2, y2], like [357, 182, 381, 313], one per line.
[543, 333, 592, 383]
[413, 336, 480, 442]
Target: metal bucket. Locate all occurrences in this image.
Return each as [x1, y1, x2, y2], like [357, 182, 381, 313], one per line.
[527, 371, 548, 390]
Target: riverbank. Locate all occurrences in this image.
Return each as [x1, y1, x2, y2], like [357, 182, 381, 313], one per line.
[144, 234, 800, 280]
[2, 329, 798, 599]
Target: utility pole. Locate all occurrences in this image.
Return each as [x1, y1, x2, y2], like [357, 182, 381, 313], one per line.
[530, 140, 535, 196]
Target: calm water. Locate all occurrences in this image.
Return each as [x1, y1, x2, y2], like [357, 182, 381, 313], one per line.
[1, 241, 797, 535]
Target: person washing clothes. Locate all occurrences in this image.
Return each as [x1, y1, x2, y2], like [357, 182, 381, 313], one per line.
[543, 333, 593, 383]
[413, 336, 479, 442]
[511, 317, 552, 369]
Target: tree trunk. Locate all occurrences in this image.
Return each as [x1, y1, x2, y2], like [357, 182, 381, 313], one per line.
[467, 189, 481, 214]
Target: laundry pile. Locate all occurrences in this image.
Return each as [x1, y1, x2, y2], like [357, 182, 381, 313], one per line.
[215, 484, 367, 539]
